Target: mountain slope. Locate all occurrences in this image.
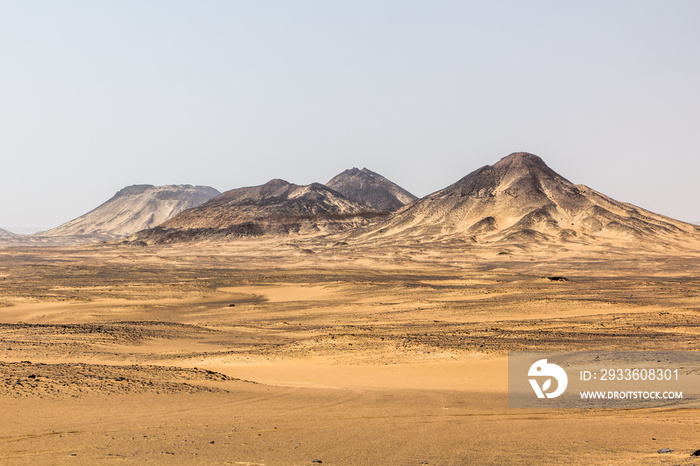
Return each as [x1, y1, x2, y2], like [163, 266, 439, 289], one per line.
[355, 152, 700, 246]
[0, 228, 16, 237]
[134, 179, 385, 243]
[326, 168, 417, 212]
[41, 184, 220, 240]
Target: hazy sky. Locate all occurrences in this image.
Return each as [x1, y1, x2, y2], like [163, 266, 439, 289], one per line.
[2, 1, 699, 232]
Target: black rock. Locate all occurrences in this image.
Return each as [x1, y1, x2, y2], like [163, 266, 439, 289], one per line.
[691, 449, 700, 456]
[137, 179, 385, 244]
[657, 448, 673, 454]
[311, 460, 322, 464]
[326, 167, 417, 212]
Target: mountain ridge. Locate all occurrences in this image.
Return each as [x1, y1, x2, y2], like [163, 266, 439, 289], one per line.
[350, 152, 700, 246]
[41, 184, 220, 240]
[134, 179, 386, 243]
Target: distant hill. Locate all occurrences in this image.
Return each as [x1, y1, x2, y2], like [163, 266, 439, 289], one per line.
[133, 179, 385, 244]
[326, 168, 417, 212]
[0, 228, 16, 238]
[353, 152, 700, 246]
[40, 184, 220, 241]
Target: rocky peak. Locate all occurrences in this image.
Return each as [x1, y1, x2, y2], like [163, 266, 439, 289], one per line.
[326, 167, 417, 212]
[354, 152, 699, 246]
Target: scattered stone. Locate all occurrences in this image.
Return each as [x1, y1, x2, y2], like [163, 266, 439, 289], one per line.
[691, 449, 700, 456]
[311, 460, 322, 464]
[657, 448, 673, 454]
[546, 276, 569, 282]
[0, 361, 238, 397]
[228, 303, 236, 307]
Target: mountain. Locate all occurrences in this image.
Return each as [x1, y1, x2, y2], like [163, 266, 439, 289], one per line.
[326, 168, 417, 212]
[0, 228, 16, 237]
[355, 152, 700, 245]
[40, 184, 220, 240]
[134, 179, 386, 243]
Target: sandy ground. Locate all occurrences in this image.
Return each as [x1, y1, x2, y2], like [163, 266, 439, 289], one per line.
[1, 237, 699, 464]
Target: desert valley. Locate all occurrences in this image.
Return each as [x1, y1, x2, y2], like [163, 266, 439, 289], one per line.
[1, 153, 699, 465]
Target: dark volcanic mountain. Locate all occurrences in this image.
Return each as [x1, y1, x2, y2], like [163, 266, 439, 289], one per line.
[356, 152, 700, 245]
[41, 184, 220, 240]
[134, 179, 385, 243]
[326, 168, 417, 212]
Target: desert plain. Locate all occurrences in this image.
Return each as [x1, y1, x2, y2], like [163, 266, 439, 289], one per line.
[1, 236, 699, 465]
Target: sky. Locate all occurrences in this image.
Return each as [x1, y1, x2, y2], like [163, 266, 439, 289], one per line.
[1, 1, 699, 233]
